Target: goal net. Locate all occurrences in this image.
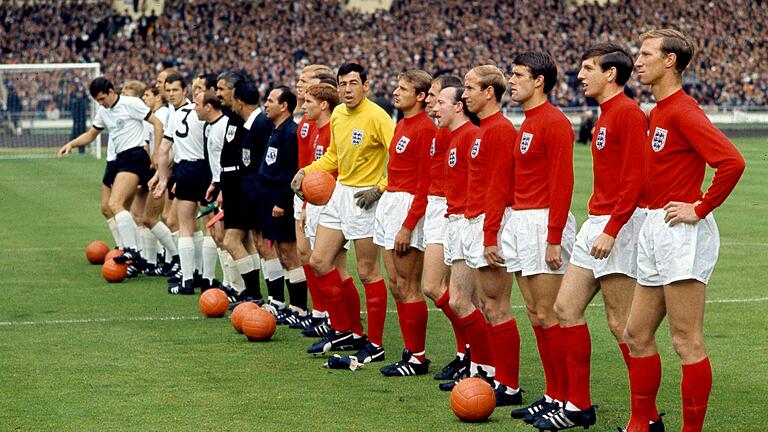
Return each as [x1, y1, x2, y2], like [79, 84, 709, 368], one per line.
[0, 63, 103, 159]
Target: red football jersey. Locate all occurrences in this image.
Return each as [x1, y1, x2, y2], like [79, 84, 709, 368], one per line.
[512, 102, 574, 244]
[589, 92, 647, 237]
[644, 89, 744, 217]
[427, 127, 451, 197]
[387, 111, 437, 230]
[444, 121, 480, 216]
[297, 117, 316, 170]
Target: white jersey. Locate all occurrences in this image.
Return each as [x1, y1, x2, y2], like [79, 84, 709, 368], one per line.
[164, 100, 205, 163]
[203, 113, 235, 182]
[92, 95, 150, 161]
[143, 105, 170, 155]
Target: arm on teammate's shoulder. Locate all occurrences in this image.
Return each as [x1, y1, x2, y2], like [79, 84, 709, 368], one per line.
[545, 119, 574, 244]
[146, 114, 164, 160]
[679, 107, 746, 218]
[57, 127, 100, 159]
[605, 108, 647, 237]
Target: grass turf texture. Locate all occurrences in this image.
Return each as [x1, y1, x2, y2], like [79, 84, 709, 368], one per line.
[1, 138, 766, 431]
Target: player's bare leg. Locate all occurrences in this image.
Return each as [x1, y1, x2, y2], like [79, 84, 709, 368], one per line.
[108, 172, 144, 271]
[101, 185, 122, 248]
[623, 284, 666, 431]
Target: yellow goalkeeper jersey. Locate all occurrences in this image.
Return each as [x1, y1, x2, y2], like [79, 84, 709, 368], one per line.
[304, 98, 395, 190]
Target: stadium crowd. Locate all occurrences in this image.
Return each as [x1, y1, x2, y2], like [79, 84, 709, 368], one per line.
[1, 0, 766, 118]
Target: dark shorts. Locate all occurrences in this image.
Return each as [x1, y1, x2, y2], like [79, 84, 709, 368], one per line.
[102, 146, 151, 189]
[172, 160, 211, 204]
[221, 171, 257, 231]
[259, 187, 296, 243]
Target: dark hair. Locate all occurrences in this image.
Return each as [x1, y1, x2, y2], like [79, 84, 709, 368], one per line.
[435, 75, 463, 90]
[197, 73, 218, 90]
[164, 72, 186, 89]
[201, 91, 222, 110]
[217, 69, 253, 89]
[273, 86, 297, 114]
[337, 62, 367, 84]
[89, 77, 114, 98]
[581, 43, 634, 85]
[233, 81, 260, 105]
[315, 72, 337, 86]
[512, 51, 558, 94]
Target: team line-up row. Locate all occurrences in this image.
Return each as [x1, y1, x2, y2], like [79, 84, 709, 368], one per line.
[57, 28, 745, 432]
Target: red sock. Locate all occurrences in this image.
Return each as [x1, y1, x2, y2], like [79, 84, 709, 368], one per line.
[434, 289, 466, 355]
[544, 324, 569, 402]
[533, 326, 556, 398]
[562, 323, 592, 409]
[395, 300, 428, 361]
[363, 280, 387, 346]
[619, 342, 631, 369]
[316, 269, 349, 332]
[490, 318, 520, 389]
[458, 309, 494, 368]
[342, 277, 363, 336]
[627, 353, 662, 432]
[303, 264, 325, 312]
[681, 357, 712, 432]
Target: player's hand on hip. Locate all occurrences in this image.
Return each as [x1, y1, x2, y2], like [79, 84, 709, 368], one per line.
[56, 143, 71, 160]
[272, 206, 284, 218]
[590, 233, 615, 260]
[663, 201, 701, 226]
[394, 227, 412, 255]
[484, 245, 505, 268]
[545, 243, 563, 270]
[290, 169, 305, 198]
[353, 186, 383, 210]
[216, 191, 223, 209]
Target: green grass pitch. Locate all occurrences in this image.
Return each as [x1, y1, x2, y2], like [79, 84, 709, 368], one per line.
[0, 138, 766, 431]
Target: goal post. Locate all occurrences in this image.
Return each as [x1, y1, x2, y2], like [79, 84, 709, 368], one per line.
[0, 62, 103, 159]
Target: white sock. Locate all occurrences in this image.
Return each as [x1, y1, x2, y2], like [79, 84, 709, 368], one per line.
[236, 255, 256, 275]
[141, 228, 157, 264]
[264, 258, 283, 281]
[217, 248, 231, 286]
[202, 236, 218, 282]
[286, 266, 306, 283]
[193, 231, 203, 274]
[107, 217, 123, 248]
[114, 211, 139, 251]
[151, 222, 178, 256]
[251, 254, 262, 271]
[178, 236, 195, 283]
[171, 231, 179, 248]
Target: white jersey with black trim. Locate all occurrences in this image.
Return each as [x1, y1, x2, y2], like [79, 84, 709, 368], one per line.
[204, 113, 235, 182]
[165, 100, 205, 163]
[92, 95, 150, 161]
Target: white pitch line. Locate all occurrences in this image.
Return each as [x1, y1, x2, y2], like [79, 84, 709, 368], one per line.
[1, 297, 766, 327]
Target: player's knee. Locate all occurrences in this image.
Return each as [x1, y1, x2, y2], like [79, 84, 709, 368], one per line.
[605, 315, 627, 342]
[107, 199, 124, 215]
[100, 204, 112, 219]
[623, 325, 651, 353]
[554, 298, 581, 325]
[308, 253, 332, 276]
[297, 245, 311, 264]
[671, 332, 705, 362]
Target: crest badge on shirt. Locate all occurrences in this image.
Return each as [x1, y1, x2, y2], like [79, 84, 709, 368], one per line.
[265, 147, 278, 165]
[226, 125, 237, 142]
[470, 138, 481, 158]
[652, 127, 668, 152]
[351, 128, 365, 146]
[395, 136, 410, 153]
[430, 138, 436, 157]
[314, 145, 324, 160]
[242, 148, 251, 167]
[300, 122, 310, 139]
[595, 127, 606, 150]
[448, 147, 457, 167]
[520, 132, 533, 154]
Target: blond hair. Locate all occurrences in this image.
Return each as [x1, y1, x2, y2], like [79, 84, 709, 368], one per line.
[301, 64, 333, 79]
[468, 65, 507, 102]
[121, 80, 147, 97]
[640, 28, 695, 73]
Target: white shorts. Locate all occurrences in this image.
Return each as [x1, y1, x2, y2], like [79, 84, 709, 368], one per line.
[501, 208, 577, 276]
[306, 202, 351, 251]
[570, 208, 647, 279]
[636, 209, 719, 286]
[373, 191, 425, 251]
[461, 209, 512, 270]
[423, 195, 448, 246]
[443, 214, 466, 265]
[318, 182, 377, 240]
[293, 195, 304, 220]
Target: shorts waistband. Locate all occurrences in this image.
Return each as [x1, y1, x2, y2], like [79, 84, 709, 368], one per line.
[221, 166, 240, 172]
